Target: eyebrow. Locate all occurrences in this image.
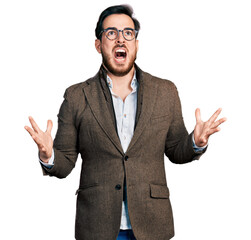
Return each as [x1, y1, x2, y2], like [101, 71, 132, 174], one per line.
[104, 26, 135, 29]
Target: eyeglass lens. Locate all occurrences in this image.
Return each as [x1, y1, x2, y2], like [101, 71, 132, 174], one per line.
[105, 28, 136, 41]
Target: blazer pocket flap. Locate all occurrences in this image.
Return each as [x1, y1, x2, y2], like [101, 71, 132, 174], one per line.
[150, 184, 169, 199]
[75, 183, 99, 195]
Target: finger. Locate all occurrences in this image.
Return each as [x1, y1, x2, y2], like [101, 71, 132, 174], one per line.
[28, 116, 41, 133]
[208, 108, 222, 124]
[25, 126, 43, 146]
[46, 120, 53, 134]
[211, 117, 227, 129]
[24, 125, 36, 137]
[195, 108, 201, 123]
[205, 127, 221, 138]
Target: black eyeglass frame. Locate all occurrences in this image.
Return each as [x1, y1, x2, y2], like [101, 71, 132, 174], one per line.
[99, 27, 139, 41]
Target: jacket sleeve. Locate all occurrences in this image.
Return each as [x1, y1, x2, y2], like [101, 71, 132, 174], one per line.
[164, 83, 206, 164]
[41, 89, 79, 178]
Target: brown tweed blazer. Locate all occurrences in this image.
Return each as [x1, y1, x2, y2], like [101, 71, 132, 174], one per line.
[41, 64, 206, 240]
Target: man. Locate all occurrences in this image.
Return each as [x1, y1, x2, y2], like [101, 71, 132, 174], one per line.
[25, 5, 226, 240]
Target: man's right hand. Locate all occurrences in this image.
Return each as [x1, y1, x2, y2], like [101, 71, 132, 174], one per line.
[25, 116, 53, 163]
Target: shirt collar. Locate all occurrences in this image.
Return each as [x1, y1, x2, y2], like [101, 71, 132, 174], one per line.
[106, 71, 138, 92]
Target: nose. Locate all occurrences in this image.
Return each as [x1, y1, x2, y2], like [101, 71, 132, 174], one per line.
[116, 30, 125, 43]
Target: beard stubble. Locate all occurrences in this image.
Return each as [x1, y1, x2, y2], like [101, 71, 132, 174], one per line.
[101, 46, 137, 77]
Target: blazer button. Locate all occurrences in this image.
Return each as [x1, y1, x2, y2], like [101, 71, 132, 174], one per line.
[124, 155, 129, 161]
[115, 184, 121, 190]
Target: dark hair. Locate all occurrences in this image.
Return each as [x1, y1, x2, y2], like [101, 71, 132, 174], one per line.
[95, 4, 140, 40]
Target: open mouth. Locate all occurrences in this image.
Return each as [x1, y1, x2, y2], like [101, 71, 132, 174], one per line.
[114, 49, 127, 60]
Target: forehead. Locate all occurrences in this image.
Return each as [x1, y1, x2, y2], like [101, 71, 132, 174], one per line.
[103, 14, 135, 29]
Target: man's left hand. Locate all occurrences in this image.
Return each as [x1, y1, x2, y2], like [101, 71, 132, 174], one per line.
[194, 108, 227, 147]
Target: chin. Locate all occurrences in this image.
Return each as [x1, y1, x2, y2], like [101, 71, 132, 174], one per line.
[103, 59, 135, 77]
[110, 65, 134, 77]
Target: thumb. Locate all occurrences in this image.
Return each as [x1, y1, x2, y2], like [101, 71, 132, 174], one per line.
[46, 120, 53, 134]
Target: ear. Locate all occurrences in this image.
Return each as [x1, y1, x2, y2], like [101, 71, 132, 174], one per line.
[95, 39, 102, 54]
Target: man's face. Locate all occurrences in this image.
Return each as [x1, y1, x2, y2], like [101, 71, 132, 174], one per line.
[95, 14, 139, 77]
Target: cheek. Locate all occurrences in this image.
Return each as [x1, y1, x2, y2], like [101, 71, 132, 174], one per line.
[129, 47, 138, 58]
[129, 43, 138, 55]
[101, 41, 113, 53]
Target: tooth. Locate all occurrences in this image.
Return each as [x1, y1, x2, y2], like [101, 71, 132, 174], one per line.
[116, 49, 125, 53]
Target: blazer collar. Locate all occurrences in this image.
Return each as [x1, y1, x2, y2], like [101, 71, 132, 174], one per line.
[82, 64, 158, 156]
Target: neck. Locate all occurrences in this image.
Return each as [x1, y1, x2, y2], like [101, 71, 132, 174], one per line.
[105, 65, 135, 89]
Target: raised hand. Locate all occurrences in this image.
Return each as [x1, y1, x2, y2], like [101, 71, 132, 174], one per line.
[194, 108, 227, 147]
[25, 116, 53, 163]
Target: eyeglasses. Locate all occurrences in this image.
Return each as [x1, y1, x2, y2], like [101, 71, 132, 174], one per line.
[99, 27, 138, 41]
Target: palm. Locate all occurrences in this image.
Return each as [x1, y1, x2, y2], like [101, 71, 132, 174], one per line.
[25, 116, 53, 163]
[38, 130, 53, 160]
[194, 108, 226, 147]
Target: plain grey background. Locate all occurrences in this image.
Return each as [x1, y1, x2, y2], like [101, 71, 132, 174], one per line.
[1, 0, 250, 239]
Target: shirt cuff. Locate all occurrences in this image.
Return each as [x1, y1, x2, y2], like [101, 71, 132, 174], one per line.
[192, 134, 207, 152]
[39, 149, 54, 169]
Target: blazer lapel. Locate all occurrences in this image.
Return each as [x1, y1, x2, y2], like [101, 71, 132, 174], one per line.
[126, 68, 158, 154]
[82, 70, 124, 155]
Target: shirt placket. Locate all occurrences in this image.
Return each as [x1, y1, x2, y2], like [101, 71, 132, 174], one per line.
[106, 74, 137, 230]
[122, 98, 129, 149]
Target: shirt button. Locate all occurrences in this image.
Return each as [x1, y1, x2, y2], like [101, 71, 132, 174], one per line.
[124, 114, 126, 118]
[115, 184, 121, 190]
